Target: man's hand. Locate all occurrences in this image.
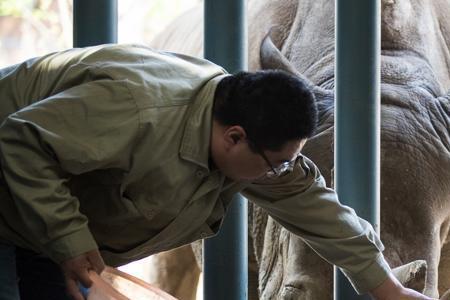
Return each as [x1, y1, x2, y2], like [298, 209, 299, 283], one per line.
[369, 273, 437, 300]
[60, 249, 105, 300]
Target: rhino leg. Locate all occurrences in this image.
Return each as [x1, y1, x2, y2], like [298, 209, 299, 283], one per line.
[438, 224, 450, 296]
[414, 230, 443, 298]
[248, 234, 262, 300]
[147, 246, 200, 300]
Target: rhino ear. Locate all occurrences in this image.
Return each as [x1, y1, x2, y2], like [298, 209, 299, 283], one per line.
[392, 260, 427, 292]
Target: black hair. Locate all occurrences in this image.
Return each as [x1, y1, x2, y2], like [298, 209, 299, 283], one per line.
[213, 70, 317, 152]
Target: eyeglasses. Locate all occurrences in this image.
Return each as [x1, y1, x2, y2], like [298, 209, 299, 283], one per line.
[248, 140, 298, 178]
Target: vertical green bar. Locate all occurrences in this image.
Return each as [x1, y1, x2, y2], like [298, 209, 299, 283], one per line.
[334, 0, 380, 299]
[203, 1, 248, 300]
[73, 0, 118, 47]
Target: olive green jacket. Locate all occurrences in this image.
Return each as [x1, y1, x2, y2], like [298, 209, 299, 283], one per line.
[0, 44, 390, 294]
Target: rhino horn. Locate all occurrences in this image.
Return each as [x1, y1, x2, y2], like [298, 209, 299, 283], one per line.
[392, 260, 427, 292]
[260, 29, 313, 86]
[260, 29, 333, 104]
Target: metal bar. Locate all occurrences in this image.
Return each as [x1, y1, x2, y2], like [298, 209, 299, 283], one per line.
[334, 0, 381, 299]
[203, 196, 248, 300]
[203, 1, 248, 299]
[73, 0, 118, 47]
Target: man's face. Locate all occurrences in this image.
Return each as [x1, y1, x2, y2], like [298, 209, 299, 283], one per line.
[211, 125, 307, 182]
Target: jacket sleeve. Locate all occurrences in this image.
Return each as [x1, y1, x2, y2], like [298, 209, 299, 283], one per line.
[0, 79, 140, 263]
[241, 155, 391, 294]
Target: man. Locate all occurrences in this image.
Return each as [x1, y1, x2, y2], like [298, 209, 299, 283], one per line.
[0, 44, 435, 300]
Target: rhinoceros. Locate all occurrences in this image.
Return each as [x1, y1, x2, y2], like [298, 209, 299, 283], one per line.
[144, 0, 450, 299]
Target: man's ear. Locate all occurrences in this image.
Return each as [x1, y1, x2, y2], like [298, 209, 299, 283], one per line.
[224, 126, 247, 147]
[231, 134, 240, 144]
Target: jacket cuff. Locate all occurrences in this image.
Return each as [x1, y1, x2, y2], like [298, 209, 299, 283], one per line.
[44, 227, 98, 263]
[341, 253, 391, 294]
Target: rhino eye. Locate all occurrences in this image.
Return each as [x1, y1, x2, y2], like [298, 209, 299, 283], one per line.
[281, 284, 307, 300]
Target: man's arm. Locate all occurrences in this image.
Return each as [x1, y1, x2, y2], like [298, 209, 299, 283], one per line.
[243, 155, 390, 293]
[61, 249, 105, 300]
[242, 155, 432, 297]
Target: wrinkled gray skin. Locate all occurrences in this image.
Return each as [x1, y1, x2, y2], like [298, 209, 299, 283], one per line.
[149, 0, 450, 299]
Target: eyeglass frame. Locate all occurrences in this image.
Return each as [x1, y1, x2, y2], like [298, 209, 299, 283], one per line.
[247, 140, 298, 177]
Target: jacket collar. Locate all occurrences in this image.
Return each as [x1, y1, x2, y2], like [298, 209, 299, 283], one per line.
[179, 74, 229, 172]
